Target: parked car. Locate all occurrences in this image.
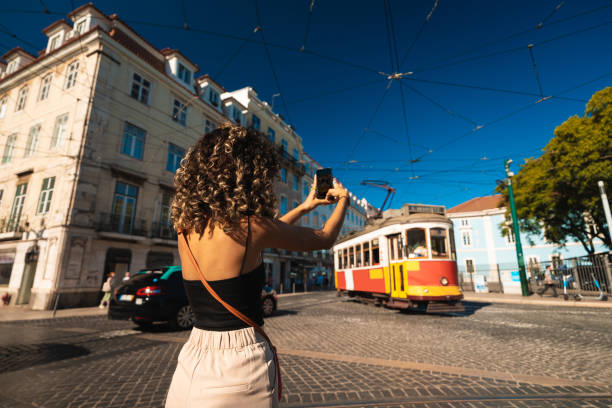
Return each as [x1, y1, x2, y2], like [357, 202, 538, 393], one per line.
[109, 266, 278, 330]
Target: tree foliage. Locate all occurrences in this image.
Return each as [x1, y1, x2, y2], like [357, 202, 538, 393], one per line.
[497, 87, 612, 254]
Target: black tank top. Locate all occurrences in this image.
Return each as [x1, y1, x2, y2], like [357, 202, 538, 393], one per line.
[181, 217, 265, 331]
[183, 263, 265, 331]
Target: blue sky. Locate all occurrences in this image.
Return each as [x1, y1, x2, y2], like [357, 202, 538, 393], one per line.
[2, 0, 611, 210]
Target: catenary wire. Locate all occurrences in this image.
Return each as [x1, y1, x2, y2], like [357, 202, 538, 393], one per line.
[300, 0, 317, 52]
[527, 44, 545, 98]
[398, 0, 438, 69]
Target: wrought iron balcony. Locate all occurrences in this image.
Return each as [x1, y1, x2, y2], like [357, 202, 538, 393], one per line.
[151, 222, 178, 240]
[277, 146, 305, 175]
[96, 213, 147, 236]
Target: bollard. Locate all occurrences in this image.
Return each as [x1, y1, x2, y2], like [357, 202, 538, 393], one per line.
[292, 282, 295, 293]
[52, 293, 60, 318]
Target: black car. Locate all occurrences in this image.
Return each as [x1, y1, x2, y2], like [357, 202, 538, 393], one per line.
[109, 266, 277, 330]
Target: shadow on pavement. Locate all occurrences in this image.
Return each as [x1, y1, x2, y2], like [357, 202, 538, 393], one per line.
[0, 343, 90, 373]
[266, 310, 298, 318]
[399, 301, 492, 317]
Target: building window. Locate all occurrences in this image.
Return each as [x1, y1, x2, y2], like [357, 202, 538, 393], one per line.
[6, 60, 18, 74]
[112, 182, 138, 234]
[9, 183, 27, 231]
[39, 74, 52, 101]
[461, 230, 472, 247]
[281, 168, 286, 183]
[231, 106, 242, 124]
[15, 86, 28, 111]
[0, 96, 6, 118]
[321, 215, 327, 226]
[172, 99, 187, 126]
[303, 182, 310, 199]
[37, 176, 55, 214]
[251, 114, 260, 130]
[157, 191, 173, 238]
[177, 63, 192, 84]
[465, 259, 475, 274]
[2, 134, 17, 164]
[267, 127, 275, 143]
[293, 200, 298, 210]
[121, 122, 146, 160]
[64, 61, 79, 89]
[282, 139, 288, 152]
[460, 218, 470, 227]
[51, 113, 69, 147]
[280, 196, 287, 214]
[48, 33, 61, 51]
[204, 119, 216, 134]
[130, 73, 151, 104]
[24, 124, 41, 157]
[293, 148, 299, 161]
[293, 175, 299, 191]
[505, 230, 515, 244]
[75, 18, 87, 34]
[303, 213, 309, 226]
[166, 143, 185, 172]
[208, 88, 220, 107]
[313, 212, 319, 228]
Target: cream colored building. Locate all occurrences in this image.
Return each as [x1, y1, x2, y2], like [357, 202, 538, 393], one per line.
[0, 4, 228, 309]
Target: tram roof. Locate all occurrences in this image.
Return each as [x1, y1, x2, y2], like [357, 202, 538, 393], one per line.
[335, 213, 451, 245]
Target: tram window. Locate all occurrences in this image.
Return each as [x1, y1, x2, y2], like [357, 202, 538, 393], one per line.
[356, 244, 362, 267]
[389, 236, 396, 260]
[430, 228, 448, 259]
[449, 229, 457, 261]
[337, 251, 342, 269]
[363, 242, 370, 266]
[349, 246, 354, 267]
[372, 239, 380, 264]
[343, 248, 348, 269]
[406, 228, 428, 258]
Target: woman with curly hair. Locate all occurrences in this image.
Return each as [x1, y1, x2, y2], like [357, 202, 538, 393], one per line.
[165, 123, 349, 407]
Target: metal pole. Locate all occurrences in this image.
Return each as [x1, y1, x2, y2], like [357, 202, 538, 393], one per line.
[598, 181, 612, 248]
[497, 264, 504, 294]
[52, 292, 60, 317]
[505, 159, 530, 296]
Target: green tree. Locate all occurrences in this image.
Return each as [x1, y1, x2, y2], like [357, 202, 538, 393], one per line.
[497, 87, 612, 254]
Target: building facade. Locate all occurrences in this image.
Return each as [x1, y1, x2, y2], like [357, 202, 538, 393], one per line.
[0, 4, 231, 309]
[447, 195, 608, 285]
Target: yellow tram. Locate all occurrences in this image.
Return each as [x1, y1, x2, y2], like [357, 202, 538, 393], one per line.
[333, 206, 463, 312]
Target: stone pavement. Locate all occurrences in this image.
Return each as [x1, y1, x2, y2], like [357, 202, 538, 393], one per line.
[462, 292, 612, 308]
[0, 292, 611, 407]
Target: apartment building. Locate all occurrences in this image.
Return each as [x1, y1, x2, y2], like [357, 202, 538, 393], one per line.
[0, 4, 229, 309]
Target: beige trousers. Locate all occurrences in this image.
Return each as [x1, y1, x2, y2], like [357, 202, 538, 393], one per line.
[165, 326, 279, 408]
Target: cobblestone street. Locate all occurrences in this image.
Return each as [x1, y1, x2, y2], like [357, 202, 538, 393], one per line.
[1, 292, 611, 407]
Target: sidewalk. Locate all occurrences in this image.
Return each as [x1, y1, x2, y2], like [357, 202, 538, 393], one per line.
[0, 305, 107, 322]
[463, 291, 612, 308]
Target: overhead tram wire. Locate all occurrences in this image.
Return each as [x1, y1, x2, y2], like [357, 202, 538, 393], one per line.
[414, 68, 612, 161]
[408, 2, 612, 74]
[400, 81, 479, 127]
[527, 44, 545, 99]
[214, 26, 261, 79]
[398, 0, 439, 69]
[300, 0, 317, 52]
[386, 0, 416, 175]
[537, 1, 565, 29]
[254, 0, 292, 124]
[411, 18, 612, 74]
[402, 77, 587, 103]
[38, 0, 50, 14]
[181, 0, 189, 30]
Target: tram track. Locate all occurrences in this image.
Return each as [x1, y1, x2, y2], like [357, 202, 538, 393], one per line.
[284, 392, 612, 407]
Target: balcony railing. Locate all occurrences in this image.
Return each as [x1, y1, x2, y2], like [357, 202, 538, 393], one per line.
[277, 146, 305, 175]
[151, 222, 178, 240]
[96, 213, 147, 236]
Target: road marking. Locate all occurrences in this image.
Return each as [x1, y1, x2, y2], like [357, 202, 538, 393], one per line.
[277, 348, 608, 387]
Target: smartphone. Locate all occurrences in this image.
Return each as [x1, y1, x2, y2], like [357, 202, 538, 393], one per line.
[315, 168, 333, 199]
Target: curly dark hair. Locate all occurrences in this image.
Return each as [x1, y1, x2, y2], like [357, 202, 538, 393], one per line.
[171, 122, 280, 236]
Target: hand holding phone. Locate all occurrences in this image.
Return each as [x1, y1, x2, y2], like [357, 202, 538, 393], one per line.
[315, 168, 333, 199]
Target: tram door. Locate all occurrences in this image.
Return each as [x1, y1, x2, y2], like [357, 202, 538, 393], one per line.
[388, 234, 405, 298]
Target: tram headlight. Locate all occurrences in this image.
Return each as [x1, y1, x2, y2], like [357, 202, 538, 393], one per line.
[440, 277, 449, 286]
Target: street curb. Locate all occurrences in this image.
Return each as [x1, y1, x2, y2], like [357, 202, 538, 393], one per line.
[462, 295, 612, 309]
[0, 306, 108, 322]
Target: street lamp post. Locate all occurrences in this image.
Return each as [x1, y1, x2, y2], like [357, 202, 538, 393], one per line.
[505, 159, 530, 296]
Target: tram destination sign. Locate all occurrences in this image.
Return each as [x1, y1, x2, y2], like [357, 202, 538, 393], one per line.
[404, 204, 446, 215]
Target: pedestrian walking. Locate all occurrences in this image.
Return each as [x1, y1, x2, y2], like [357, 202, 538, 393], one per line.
[538, 265, 558, 297]
[99, 272, 114, 308]
[165, 123, 349, 407]
[122, 271, 131, 282]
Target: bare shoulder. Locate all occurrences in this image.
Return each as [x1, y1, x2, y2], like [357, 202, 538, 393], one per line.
[249, 215, 330, 251]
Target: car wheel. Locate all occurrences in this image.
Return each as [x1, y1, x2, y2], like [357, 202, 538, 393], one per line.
[171, 305, 194, 330]
[262, 297, 275, 317]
